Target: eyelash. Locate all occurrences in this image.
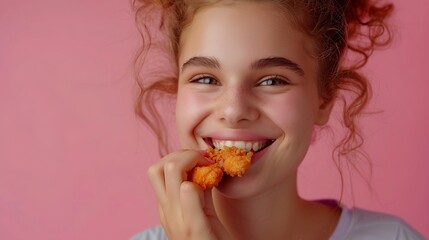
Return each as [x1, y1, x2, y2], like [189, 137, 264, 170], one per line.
[189, 75, 290, 86]
[190, 75, 220, 85]
[258, 75, 289, 86]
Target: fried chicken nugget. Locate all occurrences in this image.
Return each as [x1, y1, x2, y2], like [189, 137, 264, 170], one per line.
[189, 164, 223, 190]
[215, 146, 253, 177]
[190, 146, 253, 189]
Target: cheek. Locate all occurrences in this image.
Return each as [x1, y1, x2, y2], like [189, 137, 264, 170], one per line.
[265, 91, 317, 136]
[175, 90, 209, 145]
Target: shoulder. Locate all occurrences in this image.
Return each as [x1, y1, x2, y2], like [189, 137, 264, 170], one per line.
[129, 225, 167, 240]
[331, 207, 425, 240]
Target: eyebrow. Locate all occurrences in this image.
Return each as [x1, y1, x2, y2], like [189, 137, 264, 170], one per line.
[181, 56, 220, 72]
[181, 56, 305, 76]
[251, 57, 305, 76]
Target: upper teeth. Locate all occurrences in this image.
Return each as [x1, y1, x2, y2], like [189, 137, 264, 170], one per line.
[212, 140, 270, 152]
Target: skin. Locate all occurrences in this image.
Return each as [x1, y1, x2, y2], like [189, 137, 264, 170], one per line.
[148, 2, 340, 239]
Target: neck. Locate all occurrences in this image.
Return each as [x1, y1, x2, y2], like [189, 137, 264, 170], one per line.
[212, 174, 340, 240]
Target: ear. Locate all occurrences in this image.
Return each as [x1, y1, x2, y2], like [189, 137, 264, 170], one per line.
[315, 97, 335, 126]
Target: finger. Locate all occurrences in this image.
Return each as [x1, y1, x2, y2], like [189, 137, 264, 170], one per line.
[146, 149, 190, 206]
[164, 151, 204, 203]
[202, 189, 217, 218]
[197, 150, 216, 166]
[179, 181, 210, 236]
[158, 204, 166, 226]
[147, 162, 167, 205]
[204, 189, 230, 240]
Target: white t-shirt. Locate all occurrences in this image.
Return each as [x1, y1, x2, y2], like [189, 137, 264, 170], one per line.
[130, 207, 424, 240]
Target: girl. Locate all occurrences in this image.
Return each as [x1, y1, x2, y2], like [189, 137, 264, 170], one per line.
[131, 0, 424, 239]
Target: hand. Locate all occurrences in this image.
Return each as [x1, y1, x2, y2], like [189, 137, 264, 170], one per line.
[147, 150, 229, 240]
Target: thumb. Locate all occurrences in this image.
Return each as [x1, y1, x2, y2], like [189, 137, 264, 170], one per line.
[203, 189, 229, 239]
[203, 189, 217, 218]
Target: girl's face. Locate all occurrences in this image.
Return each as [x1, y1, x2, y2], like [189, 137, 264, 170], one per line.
[176, 2, 332, 197]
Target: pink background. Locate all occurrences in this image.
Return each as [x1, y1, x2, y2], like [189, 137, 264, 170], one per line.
[0, 0, 428, 239]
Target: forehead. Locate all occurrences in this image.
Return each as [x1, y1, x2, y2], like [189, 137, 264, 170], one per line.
[178, 2, 316, 70]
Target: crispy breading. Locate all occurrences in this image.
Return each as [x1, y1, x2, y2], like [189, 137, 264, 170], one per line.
[189, 164, 223, 190]
[219, 147, 253, 177]
[190, 146, 253, 189]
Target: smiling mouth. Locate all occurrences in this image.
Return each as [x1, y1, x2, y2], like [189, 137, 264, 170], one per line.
[204, 138, 275, 153]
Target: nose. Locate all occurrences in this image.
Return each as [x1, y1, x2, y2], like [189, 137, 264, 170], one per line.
[216, 86, 259, 126]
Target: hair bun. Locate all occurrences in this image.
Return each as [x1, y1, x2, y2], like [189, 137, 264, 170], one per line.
[344, 0, 394, 69]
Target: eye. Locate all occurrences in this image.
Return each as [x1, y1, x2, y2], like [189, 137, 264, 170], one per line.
[258, 75, 290, 86]
[190, 75, 220, 85]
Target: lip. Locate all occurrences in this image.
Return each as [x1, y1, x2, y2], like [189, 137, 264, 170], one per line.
[202, 131, 275, 153]
[204, 130, 272, 141]
[251, 142, 272, 164]
[202, 134, 276, 163]
[200, 130, 278, 166]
